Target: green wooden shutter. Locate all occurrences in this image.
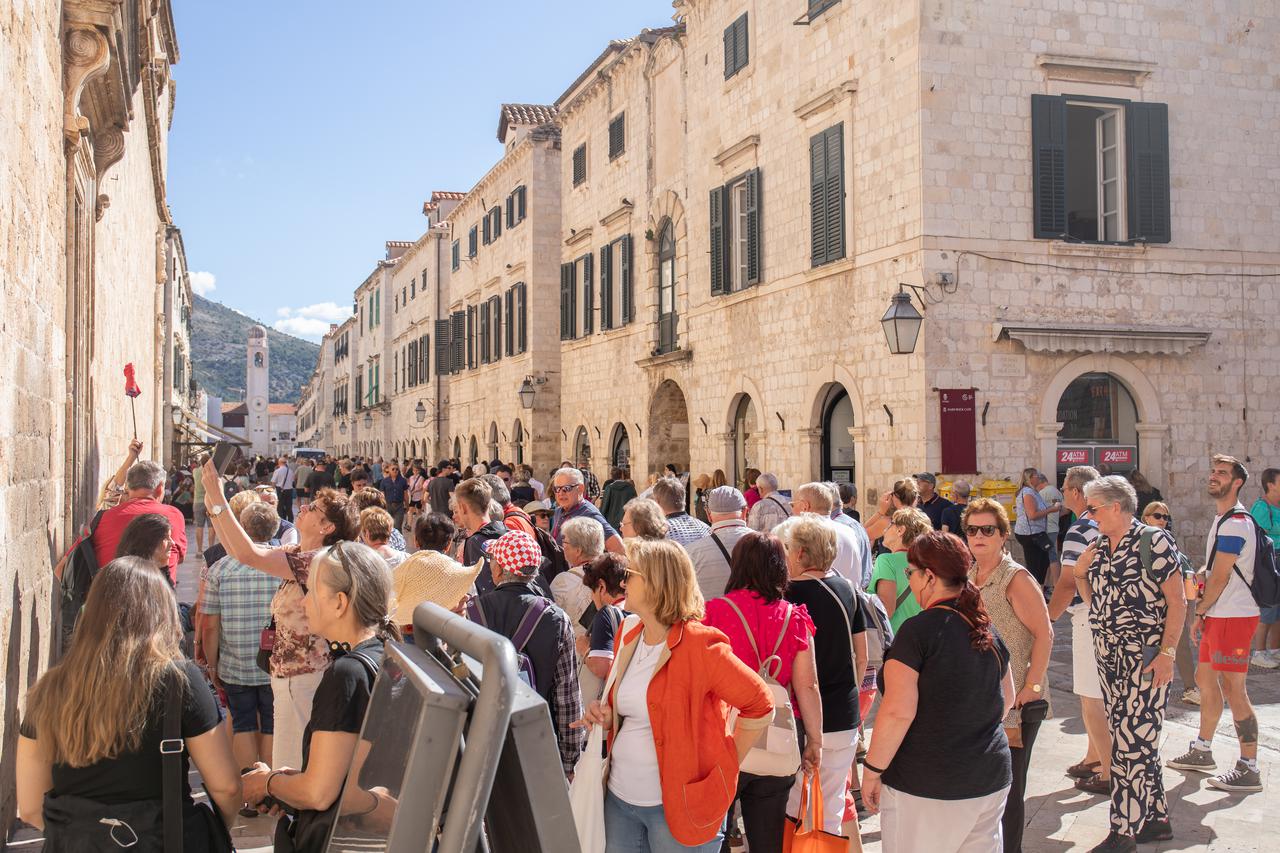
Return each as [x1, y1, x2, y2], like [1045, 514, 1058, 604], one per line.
[599, 243, 613, 330]
[466, 305, 476, 369]
[504, 289, 514, 355]
[491, 296, 502, 361]
[1031, 94, 1068, 239]
[745, 168, 762, 286]
[517, 186, 527, 220]
[560, 263, 573, 340]
[1126, 102, 1171, 244]
[517, 282, 528, 352]
[824, 124, 845, 263]
[468, 226, 478, 257]
[435, 320, 450, 375]
[506, 194, 514, 228]
[450, 311, 464, 373]
[810, 130, 828, 265]
[723, 22, 735, 78]
[621, 234, 633, 324]
[735, 15, 748, 72]
[422, 333, 429, 379]
[710, 185, 726, 295]
[479, 302, 489, 364]
[583, 253, 595, 335]
[482, 214, 491, 245]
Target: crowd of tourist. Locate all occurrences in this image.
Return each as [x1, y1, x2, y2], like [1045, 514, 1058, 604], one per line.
[18, 441, 1280, 853]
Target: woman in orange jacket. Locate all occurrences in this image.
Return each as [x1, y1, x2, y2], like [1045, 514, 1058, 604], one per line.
[577, 537, 774, 851]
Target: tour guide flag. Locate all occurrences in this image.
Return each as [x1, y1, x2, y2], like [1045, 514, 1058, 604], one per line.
[123, 363, 141, 438]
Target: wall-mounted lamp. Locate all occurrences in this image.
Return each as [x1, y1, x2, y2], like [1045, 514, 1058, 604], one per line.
[518, 375, 547, 409]
[881, 284, 925, 355]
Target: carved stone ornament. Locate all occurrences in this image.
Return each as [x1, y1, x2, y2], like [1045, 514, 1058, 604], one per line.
[63, 25, 111, 151]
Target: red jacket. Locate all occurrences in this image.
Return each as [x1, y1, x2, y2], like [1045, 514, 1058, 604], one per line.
[606, 619, 773, 846]
[92, 498, 188, 585]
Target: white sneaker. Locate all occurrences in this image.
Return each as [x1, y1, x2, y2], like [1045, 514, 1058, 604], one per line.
[1250, 650, 1280, 669]
[1181, 687, 1201, 706]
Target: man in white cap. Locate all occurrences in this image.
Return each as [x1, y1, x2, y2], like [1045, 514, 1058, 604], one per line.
[685, 486, 753, 600]
[466, 530, 584, 776]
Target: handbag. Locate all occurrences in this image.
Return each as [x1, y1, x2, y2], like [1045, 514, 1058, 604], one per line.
[568, 615, 636, 853]
[41, 669, 234, 853]
[256, 615, 277, 674]
[783, 772, 845, 853]
[721, 598, 802, 777]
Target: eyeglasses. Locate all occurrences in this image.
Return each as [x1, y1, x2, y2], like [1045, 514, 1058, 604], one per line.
[1084, 504, 1107, 516]
[1148, 513, 1171, 522]
[552, 484, 579, 494]
[965, 524, 1000, 538]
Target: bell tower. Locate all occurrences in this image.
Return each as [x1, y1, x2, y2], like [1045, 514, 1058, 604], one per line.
[246, 325, 270, 455]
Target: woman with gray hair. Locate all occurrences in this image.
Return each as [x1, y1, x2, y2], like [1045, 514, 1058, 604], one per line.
[553, 516, 604, 631]
[620, 497, 670, 540]
[1074, 475, 1186, 850]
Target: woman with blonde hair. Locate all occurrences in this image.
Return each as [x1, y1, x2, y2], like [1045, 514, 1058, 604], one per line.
[620, 497, 670, 541]
[576, 538, 773, 851]
[870, 507, 934, 631]
[1013, 467, 1061, 587]
[864, 477, 922, 541]
[18, 557, 241, 848]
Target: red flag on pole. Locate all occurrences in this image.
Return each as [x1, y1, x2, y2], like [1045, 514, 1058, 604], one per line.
[123, 363, 142, 398]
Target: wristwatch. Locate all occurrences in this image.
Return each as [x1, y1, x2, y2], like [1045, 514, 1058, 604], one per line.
[1160, 645, 1177, 659]
[210, 504, 226, 518]
[1030, 683, 1043, 695]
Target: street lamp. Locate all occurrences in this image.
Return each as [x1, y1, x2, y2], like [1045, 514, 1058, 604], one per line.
[415, 401, 428, 424]
[518, 375, 546, 410]
[339, 420, 348, 435]
[363, 412, 373, 430]
[170, 405, 183, 427]
[881, 286, 924, 355]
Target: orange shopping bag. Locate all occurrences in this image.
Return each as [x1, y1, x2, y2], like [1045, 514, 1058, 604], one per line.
[783, 772, 846, 853]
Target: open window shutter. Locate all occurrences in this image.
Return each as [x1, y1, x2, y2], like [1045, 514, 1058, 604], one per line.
[518, 186, 527, 220]
[451, 311, 464, 373]
[745, 168, 762, 286]
[492, 208, 501, 239]
[723, 23, 734, 78]
[599, 243, 613, 330]
[710, 185, 726, 295]
[504, 290, 514, 355]
[583, 253, 595, 335]
[420, 333, 429, 380]
[810, 131, 828, 265]
[506, 195, 514, 228]
[435, 319, 450, 375]
[405, 343, 413, 387]
[621, 234, 633, 324]
[1126, 102, 1171, 244]
[518, 282, 528, 352]
[466, 305, 476, 369]
[492, 297, 502, 361]
[480, 303, 490, 364]
[1031, 94, 1068, 239]
[825, 125, 845, 262]
[560, 263, 573, 340]
[735, 15, 748, 71]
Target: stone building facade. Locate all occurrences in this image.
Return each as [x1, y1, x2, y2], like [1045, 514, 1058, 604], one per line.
[299, 0, 1278, 554]
[0, 0, 192, 828]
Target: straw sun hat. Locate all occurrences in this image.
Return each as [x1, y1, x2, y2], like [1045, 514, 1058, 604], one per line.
[392, 549, 484, 626]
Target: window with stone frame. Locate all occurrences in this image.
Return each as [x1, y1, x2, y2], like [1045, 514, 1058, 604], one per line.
[806, 0, 841, 21]
[1032, 95, 1170, 244]
[600, 235, 634, 330]
[451, 240, 460, 271]
[723, 13, 748, 79]
[573, 144, 587, 186]
[608, 113, 626, 160]
[710, 169, 762, 295]
[468, 225, 478, 258]
[488, 294, 503, 362]
[809, 123, 845, 267]
[657, 221, 678, 354]
[479, 301, 491, 364]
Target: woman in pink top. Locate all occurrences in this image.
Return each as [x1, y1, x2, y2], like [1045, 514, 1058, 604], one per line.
[704, 531, 824, 853]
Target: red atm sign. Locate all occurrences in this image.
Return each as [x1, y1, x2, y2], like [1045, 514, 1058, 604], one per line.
[1098, 446, 1135, 466]
[1057, 447, 1092, 465]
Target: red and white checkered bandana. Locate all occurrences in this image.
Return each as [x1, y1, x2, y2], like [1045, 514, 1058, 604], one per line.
[489, 530, 543, 577]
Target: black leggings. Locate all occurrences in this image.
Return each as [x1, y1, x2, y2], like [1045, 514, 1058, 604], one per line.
[1004, 718, 1043, 853]
[1015, 533, 1052, 586]
[719, 771, 795, 853]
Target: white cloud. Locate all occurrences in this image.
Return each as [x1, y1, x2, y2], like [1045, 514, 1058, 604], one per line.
[189, 270, 217, 296]
[272, 302, 353, 341]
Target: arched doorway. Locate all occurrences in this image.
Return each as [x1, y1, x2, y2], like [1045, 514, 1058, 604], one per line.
[452, 437, 461, 461]
[730, 394, 761, 489]
[572, 426, 591, 467]
[821, 386, 856, 483]
[610, 424, 631, 472]
[648, 380, 690, 477]
[487, 422, 500, 464]
[512, 419, 526, 465]
[1054, 372, 1140, 477]
[468, 436, 478, 466]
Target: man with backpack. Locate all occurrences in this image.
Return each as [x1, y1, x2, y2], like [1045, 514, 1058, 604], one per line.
[467, 530, 584, 777]
[1168, 454, 1277, 793]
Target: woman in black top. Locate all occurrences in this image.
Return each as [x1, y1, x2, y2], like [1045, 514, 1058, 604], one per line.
[777, 514, 868, 842]
[242, 541, 399, 853]
[17, 557, 241, 848]
[862, 532, 1015, 853]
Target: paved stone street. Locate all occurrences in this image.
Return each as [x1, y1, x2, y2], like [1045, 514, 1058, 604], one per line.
[171, 523, 1279, 853]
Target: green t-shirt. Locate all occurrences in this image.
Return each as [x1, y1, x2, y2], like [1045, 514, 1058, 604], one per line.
[1250, 498, 1280, 551]
[870, 551, 923, 631]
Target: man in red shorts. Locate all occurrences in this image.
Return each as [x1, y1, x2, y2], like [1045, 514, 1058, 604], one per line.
[1167, 454, 1263, 792]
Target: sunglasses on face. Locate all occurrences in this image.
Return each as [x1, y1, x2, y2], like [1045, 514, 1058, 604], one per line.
[552, 484, 579, 494]
[965, 524, 1000, 538]
[1148, 513, 1171, 522]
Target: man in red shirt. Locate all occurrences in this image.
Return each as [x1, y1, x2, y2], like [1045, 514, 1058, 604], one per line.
[92, 459, 188, 585]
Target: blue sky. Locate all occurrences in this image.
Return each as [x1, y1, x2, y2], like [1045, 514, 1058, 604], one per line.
[169, 0, 672, 340]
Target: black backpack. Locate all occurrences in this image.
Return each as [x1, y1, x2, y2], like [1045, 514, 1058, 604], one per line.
[1208, 511, 1280, 609]
[59, 510, 106, 654]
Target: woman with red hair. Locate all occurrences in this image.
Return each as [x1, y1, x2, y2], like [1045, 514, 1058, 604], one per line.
[860, 532, 1016, 853]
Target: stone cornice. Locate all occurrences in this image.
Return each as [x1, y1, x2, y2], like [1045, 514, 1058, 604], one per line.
[599, 201, 634, 228]
[994, 322, 1210, 356]
[713, 134, 759, 168]
[793, 79, 858, 120]
[565, 225, 594, 248]
[1036, 54, 1155, 87]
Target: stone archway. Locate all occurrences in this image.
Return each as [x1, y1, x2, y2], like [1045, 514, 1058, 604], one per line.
[648, 379, 690, 477]
[572, 426, 591, 467]
[728, 394, 762, 489]
[487, 422, 500, 464]
[511, 419, 526, 465]
[467, 436, 478, 466]
[610, 423, 632, 473]
[1037, 354, 1166, 486]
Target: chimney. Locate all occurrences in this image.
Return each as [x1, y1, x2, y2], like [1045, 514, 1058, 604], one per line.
[329, 323, 338, 332]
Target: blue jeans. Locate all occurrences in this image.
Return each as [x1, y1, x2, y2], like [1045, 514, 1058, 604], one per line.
[605, 791, 723, 853]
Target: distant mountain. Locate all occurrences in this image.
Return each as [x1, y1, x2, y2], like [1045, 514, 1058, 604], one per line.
[191, 294, 320, 404]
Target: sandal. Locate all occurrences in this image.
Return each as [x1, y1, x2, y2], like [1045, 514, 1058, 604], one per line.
[1067, 759, 1101, 779]
[1074, 773, 1111, 795]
